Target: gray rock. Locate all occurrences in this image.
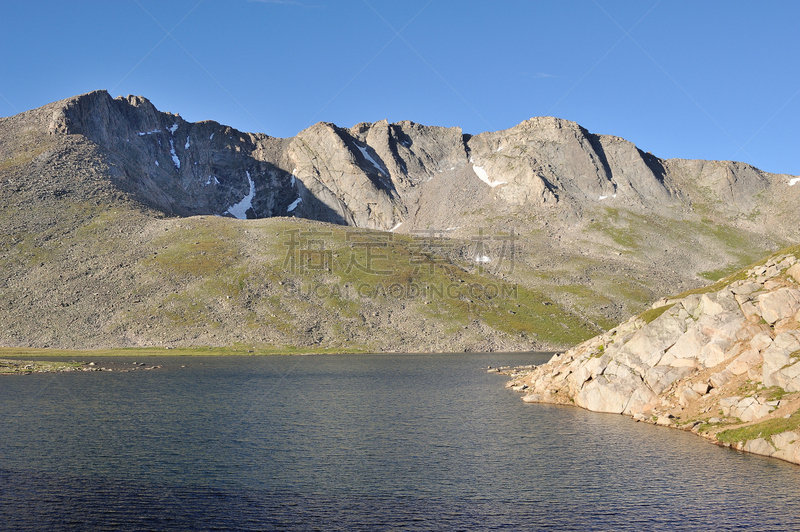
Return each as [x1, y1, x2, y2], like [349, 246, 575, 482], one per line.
[720, 396, 742, 417]
[625, 311, 688, 367]
[726, 349, 763, 376]
[731, 282, 762, 296]
[656, 415, 675, 426]
[750, 332, 774, 352]
[758, 288, 800, 325]
[787, 264, 800, 284]
[710, 369, 734, 388]
[645, 365, 694, 394]
[762, 332, 800, 386]
[624, 385, 660, 415]
[522, 393, 543, 403]
[775, 361, 800, 392]
[679, 386, 702, 406]
[743, 438, 776, 456]
[575, 375, 638, 414]
[772, 431, 799, 450]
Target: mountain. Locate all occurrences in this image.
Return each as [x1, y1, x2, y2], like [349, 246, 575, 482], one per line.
[502, 247, 800, 465]
[1, 90, 799, 350]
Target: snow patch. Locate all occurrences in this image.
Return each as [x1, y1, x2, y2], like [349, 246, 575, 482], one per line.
[154, 160, 159, 166]
[472, 165, 507, 187]
[185, 137, 190, 149]
[225, 171, 256, 219]
[138, 129, 161, 136]
[210, 133, 214, 140]
[356, 144, 386, 176]
[168, 123, 179, 134]
[599, 195, 608, 201]
[790, 177, 800, 186]
[389, 222, 403, 232]
[475, 256, 491, 263]
[291, 168, 297, 187]
[169, 139, 180, 169]
[287, 197, 303, 213]
[497, 146, 504, 151]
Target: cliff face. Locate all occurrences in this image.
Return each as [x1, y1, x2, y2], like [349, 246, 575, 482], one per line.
[503, 249, 800, 465]
[41, 90, 800, 235]
[48, 90, 297, 219]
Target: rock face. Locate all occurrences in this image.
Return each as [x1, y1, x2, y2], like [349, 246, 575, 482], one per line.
[504, 250, 800, 466]
[48, 90, 298, 220]
[41, 90, 800, 237]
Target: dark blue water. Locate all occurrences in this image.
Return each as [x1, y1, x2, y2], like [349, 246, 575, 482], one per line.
[2, 353, 799, 531]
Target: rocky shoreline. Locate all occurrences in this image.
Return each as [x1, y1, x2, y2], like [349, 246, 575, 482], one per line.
[495, 249, 800, 466]
[0, 358, 163, 375]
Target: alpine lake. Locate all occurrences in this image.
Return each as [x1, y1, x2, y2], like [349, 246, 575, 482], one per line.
[2, 352, 799, 531]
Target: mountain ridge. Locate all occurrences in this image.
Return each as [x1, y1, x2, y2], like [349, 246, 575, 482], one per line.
[1, 90, 798, 350]
[39, 90, 799, 230]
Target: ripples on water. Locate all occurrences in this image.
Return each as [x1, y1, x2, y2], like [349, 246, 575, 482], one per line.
[1, 353, 799, 531]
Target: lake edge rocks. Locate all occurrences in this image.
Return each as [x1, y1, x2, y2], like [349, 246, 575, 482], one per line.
[501, 249, 800, 466]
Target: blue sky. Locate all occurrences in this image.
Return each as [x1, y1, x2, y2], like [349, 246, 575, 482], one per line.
[2, 1, 799, 175]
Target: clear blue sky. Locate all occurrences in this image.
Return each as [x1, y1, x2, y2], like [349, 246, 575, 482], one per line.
[2, 1, 799, 175]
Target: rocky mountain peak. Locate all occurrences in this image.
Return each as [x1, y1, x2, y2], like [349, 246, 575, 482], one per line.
[0, 86, 794, 257]
[33, 89, 799, 234]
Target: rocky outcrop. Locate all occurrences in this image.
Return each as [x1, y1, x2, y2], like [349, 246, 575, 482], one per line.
[503, 249, 800, 465]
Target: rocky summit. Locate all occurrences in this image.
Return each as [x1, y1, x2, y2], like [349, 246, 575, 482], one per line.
[502, 248, 800, 465]
[1, 90, 800, 350]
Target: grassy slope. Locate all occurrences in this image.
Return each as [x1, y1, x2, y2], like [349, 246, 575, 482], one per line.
[0, 199, 600, 351]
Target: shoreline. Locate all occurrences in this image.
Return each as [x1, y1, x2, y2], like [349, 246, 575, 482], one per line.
[0, 358, 162, 375]
[0, 346, 370, 358]
[0, 346, 551, 358]
[495, 363, 800, 466]
[488, 248, 800, 468]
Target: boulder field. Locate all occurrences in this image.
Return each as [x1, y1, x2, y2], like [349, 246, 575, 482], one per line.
[500, 249, 800, 465]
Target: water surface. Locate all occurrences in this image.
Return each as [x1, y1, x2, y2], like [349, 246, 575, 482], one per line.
[2, 353, 799, 530]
